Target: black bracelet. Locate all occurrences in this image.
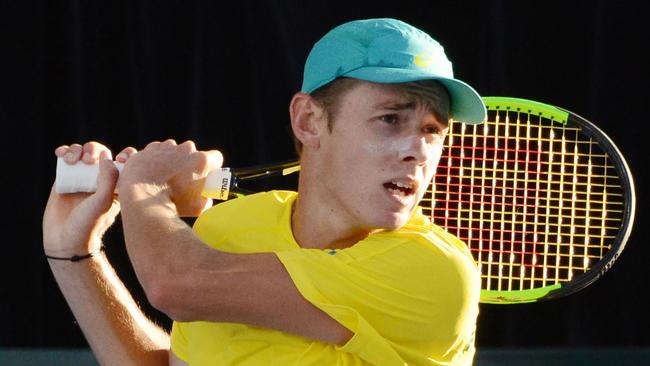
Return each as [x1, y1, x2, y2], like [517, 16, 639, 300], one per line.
[45, 245, 105, 262]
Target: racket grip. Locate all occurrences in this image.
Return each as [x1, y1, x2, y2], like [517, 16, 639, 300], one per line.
[55, 158, 125, 194]
[55, 158, 233, 200]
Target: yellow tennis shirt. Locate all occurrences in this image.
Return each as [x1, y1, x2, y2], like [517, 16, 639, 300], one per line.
[171, 191, 480, 365]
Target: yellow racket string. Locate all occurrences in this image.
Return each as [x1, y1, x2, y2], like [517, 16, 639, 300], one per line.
[424, 109, 625, 292]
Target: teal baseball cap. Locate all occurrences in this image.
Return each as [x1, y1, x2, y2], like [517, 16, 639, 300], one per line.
[301, 18, 486, 124]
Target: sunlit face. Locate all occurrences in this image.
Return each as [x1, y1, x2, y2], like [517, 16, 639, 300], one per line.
[315, 81, 449, 232]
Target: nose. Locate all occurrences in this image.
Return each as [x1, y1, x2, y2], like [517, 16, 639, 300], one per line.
[399, 134, 430, 165]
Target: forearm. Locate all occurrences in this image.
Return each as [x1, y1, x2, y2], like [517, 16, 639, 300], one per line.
[48, 250, 169, 366]
[118, 183, 228, 318]
[119, 183, 351, 344]
[119, 183, 207, 289]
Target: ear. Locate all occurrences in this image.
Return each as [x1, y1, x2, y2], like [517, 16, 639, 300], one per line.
[289, 92, 327, 150]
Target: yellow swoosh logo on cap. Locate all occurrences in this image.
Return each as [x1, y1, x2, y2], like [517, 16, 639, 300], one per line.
[414, 53, 433, 68]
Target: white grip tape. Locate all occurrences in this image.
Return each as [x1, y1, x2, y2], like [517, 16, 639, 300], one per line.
[55, 158, 232, 200]
[55, 158, 125, 193]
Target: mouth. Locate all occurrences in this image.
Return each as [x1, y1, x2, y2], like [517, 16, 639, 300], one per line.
[383, 179, 418, 204]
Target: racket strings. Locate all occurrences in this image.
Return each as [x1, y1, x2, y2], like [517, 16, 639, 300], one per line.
[423, 110, 625, 292]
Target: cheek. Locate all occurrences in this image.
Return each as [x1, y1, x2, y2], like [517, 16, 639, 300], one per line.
[362, 141, 383, 154]
[421, 144, 444, 188]
[427, 143, 444, 168]
[362, 137, 414, 157]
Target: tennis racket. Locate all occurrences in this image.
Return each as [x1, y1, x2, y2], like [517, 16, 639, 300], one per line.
[55, 96, 636, 304]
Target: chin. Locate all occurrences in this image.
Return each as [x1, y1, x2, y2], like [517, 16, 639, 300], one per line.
[373, 211, 411, 231]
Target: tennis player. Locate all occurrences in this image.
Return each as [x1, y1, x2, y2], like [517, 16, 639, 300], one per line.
[43, 18, 486, 365]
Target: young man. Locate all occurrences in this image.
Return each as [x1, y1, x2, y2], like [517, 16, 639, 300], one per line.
[43, 18, 486, 365]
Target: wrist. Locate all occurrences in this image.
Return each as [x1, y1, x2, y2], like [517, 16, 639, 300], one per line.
[43, 234, 103, 257]
[119, 182, 178, 217]
[45, 245, 106, 262]
[119, 181, 173, 207]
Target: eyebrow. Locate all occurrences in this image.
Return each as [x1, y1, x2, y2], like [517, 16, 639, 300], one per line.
[371, 101, 417, 111]
[372, 100, 450, 128]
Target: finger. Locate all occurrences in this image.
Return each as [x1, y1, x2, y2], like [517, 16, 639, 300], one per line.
[63, 144, 83, 164]
[161, 139, 177, 147]
[178, 140, 197, 154]
[115, 146, 138, 163]
[144, 141, 161, 150]
[82, 141, 112, 164]
[93, 159, 120, 211]
[58, 160, 120, 243]
[55, 145, 69, 157]
[200, 196, 213, 212]
[99, 149, 112, 161]
[203, 150, 224, 172]
[189, 150, 223, 177]
[193, 196, 214, 216]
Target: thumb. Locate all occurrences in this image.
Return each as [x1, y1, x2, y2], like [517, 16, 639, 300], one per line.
[92, 159, 119, 211]
[62, 159, 120, 242]
[203, 149, 224, 174]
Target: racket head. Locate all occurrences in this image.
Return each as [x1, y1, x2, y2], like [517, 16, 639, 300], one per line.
[423, 97, 636, 304]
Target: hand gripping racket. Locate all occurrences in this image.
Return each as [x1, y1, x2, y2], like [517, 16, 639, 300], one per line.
[55, 97, 636, 304]
[55, 157, 301, 200]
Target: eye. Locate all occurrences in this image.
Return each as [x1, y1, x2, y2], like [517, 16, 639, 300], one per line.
[423, 125, 438, 134]
[423, 125, 446, 135]
[379, 114, 400, 125]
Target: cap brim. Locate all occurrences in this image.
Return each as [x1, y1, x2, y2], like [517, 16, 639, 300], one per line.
[345, 67, 486, 124]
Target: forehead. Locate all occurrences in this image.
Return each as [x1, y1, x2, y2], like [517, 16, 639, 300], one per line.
[340, 81, 450, 125]
[340, 81, 410, 108]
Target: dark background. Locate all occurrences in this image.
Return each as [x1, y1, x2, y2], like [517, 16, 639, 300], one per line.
[1, 0, 648, 351]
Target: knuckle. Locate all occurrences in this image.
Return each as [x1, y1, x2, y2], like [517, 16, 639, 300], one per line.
[99, 149, 112, 160]
[193, 151, 209, 166]
[84, 141, 107, 153]
[213, 150, 224, 163]
[66, 144, 83, 158]
[180, 140, 196, 152]
[54, 145, 69, 155]
[145, 141, 161, 149]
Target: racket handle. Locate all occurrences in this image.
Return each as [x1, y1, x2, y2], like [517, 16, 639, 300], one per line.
[55, 158, 125, 194]
[55, 158, 233, 200]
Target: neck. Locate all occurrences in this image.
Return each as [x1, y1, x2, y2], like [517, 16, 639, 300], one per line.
[291, 170, 379, 250]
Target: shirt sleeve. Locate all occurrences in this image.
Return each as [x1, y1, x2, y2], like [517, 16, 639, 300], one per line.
[275, 233, 480, 366]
